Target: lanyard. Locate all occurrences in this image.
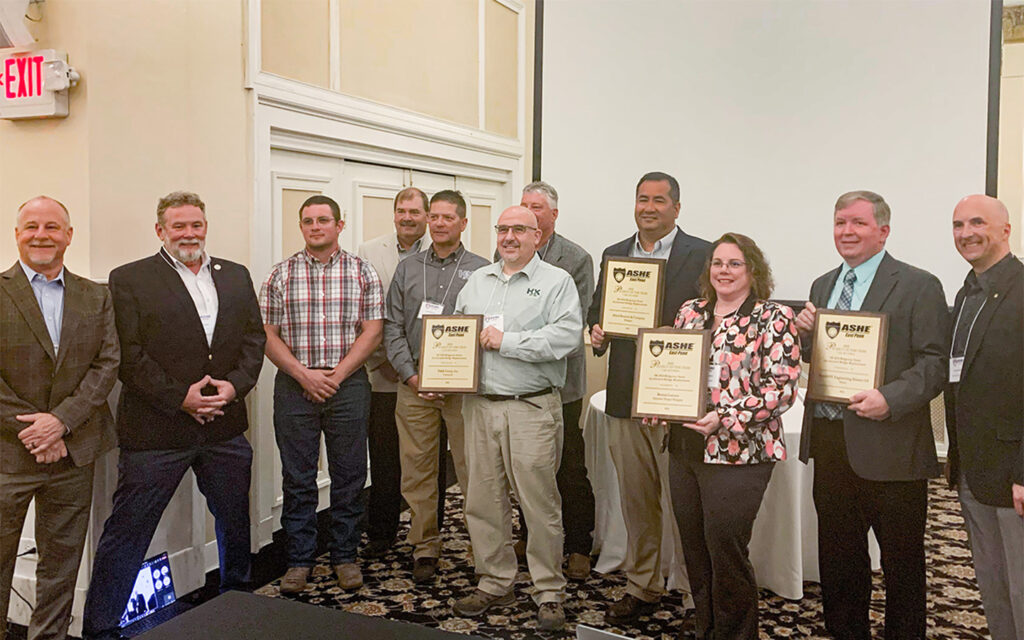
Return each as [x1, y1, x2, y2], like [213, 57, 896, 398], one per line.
[422, 246, 466, 308]
[483, 270, 513, 315]
[950, 297, 987, 358]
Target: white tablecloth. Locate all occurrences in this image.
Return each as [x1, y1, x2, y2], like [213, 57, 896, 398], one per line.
[582, 389, 879, 601]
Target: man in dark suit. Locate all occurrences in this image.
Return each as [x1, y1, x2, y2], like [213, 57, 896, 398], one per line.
[1, 196, 119, 640]
[795, 190, 949, 640]
[944, 194, 1023, 640]
[81, 191, 266, 640]
[587, 172, 710, 622]
[505, 180, 597, 580]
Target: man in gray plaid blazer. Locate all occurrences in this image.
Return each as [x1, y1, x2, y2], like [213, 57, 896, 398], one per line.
[0, 196, 119, 640]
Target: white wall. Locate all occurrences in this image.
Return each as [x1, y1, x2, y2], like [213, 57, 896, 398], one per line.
[542, 0, 993, 301]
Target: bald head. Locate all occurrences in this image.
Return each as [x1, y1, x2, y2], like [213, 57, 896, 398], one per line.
[496, 206, 541, 274]
[952, 194, 1011, 273]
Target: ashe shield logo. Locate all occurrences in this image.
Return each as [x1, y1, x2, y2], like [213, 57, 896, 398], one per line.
[825, 321, 840, 339]
[613, 267, 626, 283]
[649, 340, 664, 357]
[431, 324, 445, 339]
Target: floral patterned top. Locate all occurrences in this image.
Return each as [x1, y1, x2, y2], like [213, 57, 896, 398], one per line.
[673, 297, 801, 465]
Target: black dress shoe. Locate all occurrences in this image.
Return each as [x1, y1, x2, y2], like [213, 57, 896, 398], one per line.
[605, 593, 658, 624]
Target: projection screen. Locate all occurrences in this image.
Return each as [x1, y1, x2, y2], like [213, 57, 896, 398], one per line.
[539, 0, 996, 301]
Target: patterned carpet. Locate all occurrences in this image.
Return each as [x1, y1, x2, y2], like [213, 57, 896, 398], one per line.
[255, 480, 989, 639]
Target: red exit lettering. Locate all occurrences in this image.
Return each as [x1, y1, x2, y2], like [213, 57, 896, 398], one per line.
[3, 56, 45, 100]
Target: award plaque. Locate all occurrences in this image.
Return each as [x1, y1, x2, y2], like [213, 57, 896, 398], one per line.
[806, 309, 888, 404]
[599, 257, 666, 338]
[631, 328, 711, 422]
[417, 315, 482, 393]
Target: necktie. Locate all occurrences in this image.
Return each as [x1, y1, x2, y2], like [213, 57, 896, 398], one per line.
[820, 270, 857, 420]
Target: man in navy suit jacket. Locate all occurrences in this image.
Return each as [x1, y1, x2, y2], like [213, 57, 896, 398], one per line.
[82, 191, 265, 640]
[586, 172, 710, 623]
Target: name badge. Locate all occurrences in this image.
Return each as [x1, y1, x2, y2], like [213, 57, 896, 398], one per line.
[484, 314, 504, 331]
[949, 356, 964, 383]
[708, 363, 722, 389]
[418, 301, 445, 319]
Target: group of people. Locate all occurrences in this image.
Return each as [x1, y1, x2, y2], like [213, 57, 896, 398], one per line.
[0, 171, 1019, 640]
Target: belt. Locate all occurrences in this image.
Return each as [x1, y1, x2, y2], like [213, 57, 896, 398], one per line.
[479, 387, 554, 409]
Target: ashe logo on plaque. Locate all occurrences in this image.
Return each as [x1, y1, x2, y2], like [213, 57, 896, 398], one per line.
[599, 256, 666, 338]
[632, 328, 710, 422]
[417, 315, 482, 394]
[806, 309, 888, 404]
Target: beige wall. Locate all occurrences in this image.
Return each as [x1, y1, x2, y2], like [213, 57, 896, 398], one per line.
[262, 0, 331, 89]
[1000, 41, 1024, 254]
[485, 0, 518, 138]
[0, 0, 250, 277]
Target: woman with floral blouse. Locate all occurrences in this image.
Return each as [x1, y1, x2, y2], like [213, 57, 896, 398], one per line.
[645, 232, 801, 640]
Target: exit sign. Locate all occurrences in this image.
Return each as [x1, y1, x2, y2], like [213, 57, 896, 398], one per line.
[0, 50, 73, 119]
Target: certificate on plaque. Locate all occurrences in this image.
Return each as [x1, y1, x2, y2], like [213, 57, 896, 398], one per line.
[599, 257, 666, 338]
[806, 309, 888, 404]
[417, 315, 482, 393]
[631, 328, 711, 422]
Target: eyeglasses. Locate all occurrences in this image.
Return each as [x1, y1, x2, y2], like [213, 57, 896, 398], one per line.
[494, 224, 537, 236]
[710, 259, 747, 271]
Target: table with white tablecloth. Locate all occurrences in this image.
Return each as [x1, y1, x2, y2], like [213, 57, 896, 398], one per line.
[582, 389, 879, 601]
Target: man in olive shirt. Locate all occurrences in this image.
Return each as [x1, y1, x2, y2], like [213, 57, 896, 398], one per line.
[383, 190, 489, 583]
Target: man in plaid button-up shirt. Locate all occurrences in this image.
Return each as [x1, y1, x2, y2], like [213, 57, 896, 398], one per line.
[259, 195, 384, 593]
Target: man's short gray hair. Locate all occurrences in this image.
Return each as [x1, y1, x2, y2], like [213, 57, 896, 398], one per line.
[522, 181, 558, 209]
[834, 190, 890, 226]
[157, 191, 206, 225]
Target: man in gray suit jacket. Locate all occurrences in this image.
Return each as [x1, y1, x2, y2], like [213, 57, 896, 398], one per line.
[503, 181, 596, 581]
[356, 186, 428, 557]
[0, 196, 119, 640]
[795, 190, 949, 640]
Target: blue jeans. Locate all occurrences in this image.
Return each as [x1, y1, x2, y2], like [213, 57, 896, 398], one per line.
[82, 435, 253, 639]
[274, 369, 369, 566]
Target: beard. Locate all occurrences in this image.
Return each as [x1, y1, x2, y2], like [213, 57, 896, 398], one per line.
[167, 239, 205, 264]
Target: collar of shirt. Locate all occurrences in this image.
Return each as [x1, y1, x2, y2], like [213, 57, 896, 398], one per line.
[162, 247, 211, 275]
[829, 248, 886, 310]
[428, 243, 465, 264]
[302, 247, 341, 267]
[631, 225, 678, 259]
[397, 235, 423, 257]
[967, 251, 1016, 294]
[19, 260, 65, 286]
[487, 252, 542, 282]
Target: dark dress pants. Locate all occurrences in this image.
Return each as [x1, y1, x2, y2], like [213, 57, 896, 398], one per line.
[668, 429, 774, 640]
[366, 391, 401, 544]
[274, 369, 369, 566]
[810, 418, 928, 640]
[516, 398, 595, 555]
[82, 435, 253, 638]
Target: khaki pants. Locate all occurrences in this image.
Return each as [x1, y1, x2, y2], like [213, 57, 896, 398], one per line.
[462, 392, 566, 604]
[0, 462, 94, 640]
[395, 383, 468, 559]
[607, 415, 667, 602]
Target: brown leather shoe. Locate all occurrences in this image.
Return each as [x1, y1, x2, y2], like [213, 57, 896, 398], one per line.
[452, 588, 516, 617]
[334, 562, 363, 590]
[278, 566, 311, 594]
[537, 602, 566, 631]
[605, 593, 658, 624]
[412, 556, 438, 583]
[565, 552, 591, 581]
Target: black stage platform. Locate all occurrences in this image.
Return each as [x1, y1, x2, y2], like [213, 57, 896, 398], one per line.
[137, 590, 484, 640]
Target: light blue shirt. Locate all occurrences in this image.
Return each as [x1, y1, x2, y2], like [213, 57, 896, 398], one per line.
[454, 253, 583, 395]
[20, 260, 65, 351]
[630, 226, 678, 260]
[826, 249, 887, 311]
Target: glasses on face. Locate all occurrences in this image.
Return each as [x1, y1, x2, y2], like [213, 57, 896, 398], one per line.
[710, 259, 746, 271]
[494, 224, 537, 236]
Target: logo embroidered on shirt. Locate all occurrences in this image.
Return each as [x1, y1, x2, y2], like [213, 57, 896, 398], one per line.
[526, 288, 541, 297]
